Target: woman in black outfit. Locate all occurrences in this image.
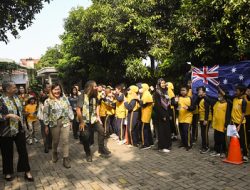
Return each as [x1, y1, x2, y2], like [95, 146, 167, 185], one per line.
[154, 78, 172, 153]
[68, 86, 79, 139]
[0, 81, 34, 181]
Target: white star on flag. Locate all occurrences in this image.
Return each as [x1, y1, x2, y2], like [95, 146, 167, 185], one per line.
[239, 74, 244, 81]
[223, 79, 228, 84]
[232, 67, 236, 73]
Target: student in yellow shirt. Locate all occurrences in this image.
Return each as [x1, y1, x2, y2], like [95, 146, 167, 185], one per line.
[210, 90, 231, 158]
[167, 82, 178, 141]
[176, 86, 195, 151]
[187, 80, 199, 143]
[245, 85, 250, 147]
[114, 83, 127, 144]
[25, 97, 40, 145]
[98, 86, 107, 129]
[195, 86, 212, 154]
[137, 83, 154, 149]
[219, 85, 248, 162]
[101, 87, 115, 138]
[124, 85, 140, 147]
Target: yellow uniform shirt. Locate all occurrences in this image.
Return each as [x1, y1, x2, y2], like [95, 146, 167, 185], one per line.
[99, 101, 107, 117]
[168, 85, 175, 110]
[115, 99, 126, 119]
[244, 95, 250, 116]
[212, 101, 227, 132]
[187, 89, 192, 97]
[25, 104, 37, 122]
[141, 89, 153, 123]
[105, 102, 115, 116]
[178, 96, 193, 124]
[199, 99, 212, 121]
[231, 98, 246, 124]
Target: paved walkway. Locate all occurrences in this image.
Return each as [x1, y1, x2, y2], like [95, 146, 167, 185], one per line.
[1, 130, 250, 190]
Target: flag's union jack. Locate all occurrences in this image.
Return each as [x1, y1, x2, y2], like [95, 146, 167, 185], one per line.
[192, 65, 219, 86]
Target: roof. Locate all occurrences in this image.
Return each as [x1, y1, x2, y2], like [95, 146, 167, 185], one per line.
[37, 67, 58, 76]
[0, 58, 28, 70]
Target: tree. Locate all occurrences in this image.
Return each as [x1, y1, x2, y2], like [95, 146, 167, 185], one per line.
[171, 0, 250, 66]
[39, 0, 250, 89]
[58, 0, 180, 86]
[0, 0, 51, 43]
[36, 45, 62, 70]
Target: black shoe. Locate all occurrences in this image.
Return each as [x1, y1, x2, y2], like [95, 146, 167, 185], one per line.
[99, 148, 111, 158]
[44, 148, 49, 153]
[24, 173, 34, 182]
[5, 174, 14, 181]
[186, 146, 192, 151]
[74, 135, 78, 139]
[178, 144, 185, 148]
[200, 148, 210, 154]
[99, 147, 111, 155]
[86, 155, 92, 162]
[139, 145, 151, 150]
[63, 157, 71, 168]
[133, 144, 139, 148]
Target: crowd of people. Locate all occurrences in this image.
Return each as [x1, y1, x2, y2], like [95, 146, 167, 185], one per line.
[0, 78, 249, 182]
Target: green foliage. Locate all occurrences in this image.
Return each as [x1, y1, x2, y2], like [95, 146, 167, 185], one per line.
[124, 57, 151, 81]
[36, 45, 63, 70]
[39, 0, 250, 88]
[172, 0, 250, 66]
[0, 0, 51, 43]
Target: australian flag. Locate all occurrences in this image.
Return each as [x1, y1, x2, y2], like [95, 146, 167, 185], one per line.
[192, 60, 250, 98]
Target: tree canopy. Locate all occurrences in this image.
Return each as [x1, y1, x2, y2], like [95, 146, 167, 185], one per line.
[38, 0, 250, 88]
[0, 0, 51, 43]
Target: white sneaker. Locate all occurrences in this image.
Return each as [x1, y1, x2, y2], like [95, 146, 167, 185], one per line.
[220, 153, 226, 158]
[118, 141, 123, 145]
[159, 149, 170, 153]
[210, 151, 220, 157]
[112, 136, 119, 140]
[33, 137, 39, 143]
[28, 139, 33, 145]
[243, 156, 249, 163]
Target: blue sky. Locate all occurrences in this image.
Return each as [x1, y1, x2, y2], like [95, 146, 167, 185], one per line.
[0, 0, 92, 62]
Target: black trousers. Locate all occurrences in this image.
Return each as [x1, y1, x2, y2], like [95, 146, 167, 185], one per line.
[40, 120, 52, 150]
[169, 108, 178, 135]
[200, 120, 211, 149]
[79, 122, 105, 155]
[116, 118, 125, 140]
[109, 115, 116, 135]
[246, 115, 250, 146]
[158, 119, 172, 149]
[179, 123, 192, 148]
[233, 122, 248, 156]
[192, 114, 199, 142]
[0, 132, 31, 174]
[127, 111, 139, 145]
[72, 114, 79, 138]
[213, 129, 226, 153]
[141, 122, 153, 147]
